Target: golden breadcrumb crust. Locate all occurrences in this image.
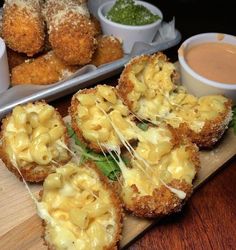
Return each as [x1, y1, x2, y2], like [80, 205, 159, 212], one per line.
[0, 101, 71, 182]
[125, 179, 192, 218]
[119, 143, 200, 218]
[11, 51, 78, 85]
[175, 99, 232, 148]
[90, 14, 102, 37]
[2, 3, 45, 56]
[41, 161, 123, 250]
[91, 35, 124, 67]
[49, 13, 97, 65]
[69, 88, 104, 152]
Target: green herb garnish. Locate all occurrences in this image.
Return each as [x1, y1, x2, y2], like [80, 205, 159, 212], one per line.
[107, 0, 160, 26]
[229, 106, 236, 135]
[137, 122, 149, 131]
[67, 125, 121, 180]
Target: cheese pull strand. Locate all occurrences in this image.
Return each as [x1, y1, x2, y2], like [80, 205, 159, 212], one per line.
[160, 179, 186, 200]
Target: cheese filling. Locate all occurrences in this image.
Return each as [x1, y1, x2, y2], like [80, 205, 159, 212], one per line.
[98, 108, 195, 201]
[2, 103, 70, 171]
[42, 162, 119, 250]
[123, 55, 229, 133]
[75, 85, 137, 147]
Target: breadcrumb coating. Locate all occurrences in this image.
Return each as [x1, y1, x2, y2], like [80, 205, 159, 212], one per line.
[2, 0, 45, 56]
[11, 51, 79, 85]
[44, 0, 97, 65]
[91, 35, 124, 67]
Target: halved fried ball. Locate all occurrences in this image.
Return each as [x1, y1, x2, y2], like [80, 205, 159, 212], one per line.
[117, 52, 232, 147]
[40, 161, 123, 250]
[0, 101, 71, 182]
[69, 85, 137, 152]
[69, 84, 200, 218]
[116, 124, 200, 217]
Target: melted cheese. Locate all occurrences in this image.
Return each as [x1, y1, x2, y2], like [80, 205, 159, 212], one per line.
[42, 162, 119, 250]
[2, 102, 70, 170]
[123, 54, 229, 133]
[101, 123, 193, 200]
[120, 145, 195, 197]
[75, 86, 137, 147]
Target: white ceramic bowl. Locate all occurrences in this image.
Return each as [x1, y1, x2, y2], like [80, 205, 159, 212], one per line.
[0, 38, 10, 94]
[178, 33, 236, 103]
[98, 0, 163, 53]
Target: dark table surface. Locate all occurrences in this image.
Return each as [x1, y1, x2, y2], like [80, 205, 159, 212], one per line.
[1, 0, 236, 249]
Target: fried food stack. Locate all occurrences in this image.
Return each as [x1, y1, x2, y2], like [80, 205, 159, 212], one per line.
[43, 0, 97, 65]
[1, 0, 124, 85]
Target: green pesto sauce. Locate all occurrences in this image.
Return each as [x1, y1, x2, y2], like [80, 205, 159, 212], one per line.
[107, 0, 160, 26]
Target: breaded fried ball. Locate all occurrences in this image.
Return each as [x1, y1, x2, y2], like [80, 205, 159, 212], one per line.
[117, 52, 232, 147]
[69, 85, 136, 152]
[69, 84, 200, 218]
[2, 0, 45, 56]
[91, 35, 124, 67]
[116, 125, 200, 217]
[11, 51, 79, 85]
[0, 101, 71, 182]
[40, 161, 123, 249]
[44, 0, 97, 65]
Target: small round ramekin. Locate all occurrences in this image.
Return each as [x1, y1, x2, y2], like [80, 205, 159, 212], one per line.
[178, 33, 236, 103]
[98, 0, 163, 53]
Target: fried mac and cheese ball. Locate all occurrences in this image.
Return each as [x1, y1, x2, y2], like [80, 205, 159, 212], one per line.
[90, 35, 124, 67]
[117, 53, 232, 147]
[0, 102, 71, 182]
[116, 124, 199, 217]
[40, 161, 122, 250]
[69, 84, 200, 217]
[11, 51, 78, 85]
[2, 0, 45, 56]
[70, 85, 137, 152]
[43, 0, 97, 65]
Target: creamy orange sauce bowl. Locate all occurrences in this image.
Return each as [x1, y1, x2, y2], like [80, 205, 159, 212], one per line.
[178, 33, 236, 103]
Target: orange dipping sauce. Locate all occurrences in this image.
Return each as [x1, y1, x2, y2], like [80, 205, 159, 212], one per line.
[185, 42, 236, 84]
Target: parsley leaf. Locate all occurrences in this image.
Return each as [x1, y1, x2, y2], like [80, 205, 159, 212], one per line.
[66, 124, 121, 180]
[137, 122, 149, 131]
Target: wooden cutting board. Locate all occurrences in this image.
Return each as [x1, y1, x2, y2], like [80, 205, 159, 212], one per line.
[0, 126, 236, 250]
